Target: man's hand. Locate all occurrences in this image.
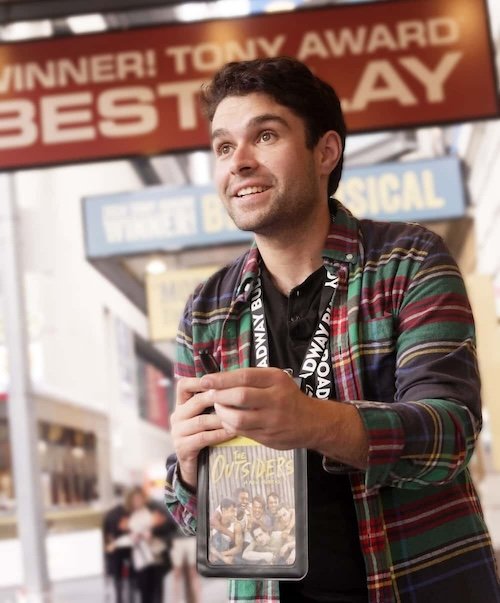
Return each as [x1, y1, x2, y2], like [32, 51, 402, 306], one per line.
[199, 367, 368, 469]
[170, 377, 234, 489]
[199, 367, 313, 449]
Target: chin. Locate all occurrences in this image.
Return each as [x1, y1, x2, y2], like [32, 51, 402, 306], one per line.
[230, 216, 263, 233]
[232, 213, 280, 235]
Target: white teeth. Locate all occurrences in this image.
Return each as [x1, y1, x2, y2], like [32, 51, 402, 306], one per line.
[237, 186, 268, 197]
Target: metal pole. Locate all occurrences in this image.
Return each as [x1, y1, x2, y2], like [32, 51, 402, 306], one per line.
[0, 174, 51, 602]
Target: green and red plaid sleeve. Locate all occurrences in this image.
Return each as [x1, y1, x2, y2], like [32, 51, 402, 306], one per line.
[165, 455, 198, 535]
[165, 293, 199, 534]
[353, 234, 481, 491]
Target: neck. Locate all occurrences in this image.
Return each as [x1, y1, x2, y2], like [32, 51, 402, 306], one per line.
[261, 249, 324, 295]
[255, 203, 331, 295]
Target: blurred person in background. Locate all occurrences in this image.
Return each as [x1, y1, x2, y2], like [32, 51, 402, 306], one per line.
[165, 57, 500, 602]
[169, 527, 201, 603]
[124, 485, 174, 603]
[103, 487, 134, 603]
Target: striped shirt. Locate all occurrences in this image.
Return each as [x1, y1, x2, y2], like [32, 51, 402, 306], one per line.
[166, 201, 500, 602]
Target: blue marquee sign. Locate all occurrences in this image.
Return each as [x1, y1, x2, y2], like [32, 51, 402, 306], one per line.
[83, 156, 465, 259]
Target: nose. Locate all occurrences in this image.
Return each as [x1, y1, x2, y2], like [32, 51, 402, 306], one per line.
[229, 142, 258, 175]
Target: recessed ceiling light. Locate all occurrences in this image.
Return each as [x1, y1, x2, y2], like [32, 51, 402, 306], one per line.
[265, 1, 297, 12]
[213, 0, 251, 17]
[146, 259, 167, 275]
[1, 20, 52, 41]
[67, 14, 107, 34]
[175, 3, 211, 22]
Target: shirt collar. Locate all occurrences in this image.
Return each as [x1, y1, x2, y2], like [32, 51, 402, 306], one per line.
[322, 198, 359, 265]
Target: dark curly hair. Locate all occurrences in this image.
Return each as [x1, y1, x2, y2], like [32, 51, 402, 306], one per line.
[200, 57, 346, 196]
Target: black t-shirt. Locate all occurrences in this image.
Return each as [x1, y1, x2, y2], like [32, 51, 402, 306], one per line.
[256, 264, 368, 603]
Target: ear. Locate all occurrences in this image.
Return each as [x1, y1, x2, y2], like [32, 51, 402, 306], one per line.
[317, 130, 342, 178]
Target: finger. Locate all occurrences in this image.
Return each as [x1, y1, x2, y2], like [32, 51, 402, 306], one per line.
[177, 428, 235, 456]
[208, 386, 273, 411]
[200, 367, 285, 390]
[174, 390, 216, 418]
[174, 412, 225, 438]
[214, 404, 266, 432]
[176, 376, 212, 403]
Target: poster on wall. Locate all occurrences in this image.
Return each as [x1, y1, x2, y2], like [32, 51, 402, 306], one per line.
[0, 0, 498, 170]
[146, 265, 220, 341]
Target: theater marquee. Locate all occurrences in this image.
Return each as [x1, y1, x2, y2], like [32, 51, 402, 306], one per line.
[0, 0, 497, 169]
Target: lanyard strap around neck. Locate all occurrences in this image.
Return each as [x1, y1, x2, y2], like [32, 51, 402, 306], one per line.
[250, 266, 339, 399]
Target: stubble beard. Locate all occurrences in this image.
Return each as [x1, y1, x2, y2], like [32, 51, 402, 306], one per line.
[225, 175, 321, 238]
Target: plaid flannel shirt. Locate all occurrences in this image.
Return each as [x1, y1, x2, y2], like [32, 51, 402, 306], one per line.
[166, 201, 500, 602]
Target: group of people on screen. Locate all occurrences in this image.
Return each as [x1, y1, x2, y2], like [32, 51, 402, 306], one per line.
[209, 488, 296, 566]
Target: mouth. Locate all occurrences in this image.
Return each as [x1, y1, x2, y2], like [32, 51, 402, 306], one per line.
[234, 185, 271, 198]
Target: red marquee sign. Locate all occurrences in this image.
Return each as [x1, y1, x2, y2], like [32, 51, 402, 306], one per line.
[0, 0, 497, 169]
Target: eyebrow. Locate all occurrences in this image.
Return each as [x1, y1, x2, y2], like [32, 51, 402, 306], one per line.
[211, 113, 291, 141]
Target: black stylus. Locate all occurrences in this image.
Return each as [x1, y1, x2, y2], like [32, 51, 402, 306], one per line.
[199, 350, 219, 414]
[199, 349, 220, 375]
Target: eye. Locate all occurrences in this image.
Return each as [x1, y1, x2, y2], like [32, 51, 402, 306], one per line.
[258, 130, 275, 143]
[215, 142, 232, 156]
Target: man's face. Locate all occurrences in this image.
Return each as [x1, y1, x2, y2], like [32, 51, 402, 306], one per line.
[238, 491, 249, 508]
[211, 92, 325, 238]
[130, 492, 145, 511]
[254, 527, 270, 546]
[278, 507, 290, 524]
[267, 495, 279, 515]
[252, 499, 264, 518]
[221, 504, 236, 525]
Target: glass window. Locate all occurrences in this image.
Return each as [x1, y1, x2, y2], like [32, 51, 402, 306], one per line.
[38, 421, 98, 508]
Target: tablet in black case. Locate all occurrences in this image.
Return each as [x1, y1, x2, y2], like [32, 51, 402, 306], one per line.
[197, 437, 308, 580]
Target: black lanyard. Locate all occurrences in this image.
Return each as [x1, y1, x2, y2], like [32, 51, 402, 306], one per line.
[249, 266, 339, 399]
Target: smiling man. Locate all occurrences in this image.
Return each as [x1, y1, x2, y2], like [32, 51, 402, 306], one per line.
[165, 57, 500, 602]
